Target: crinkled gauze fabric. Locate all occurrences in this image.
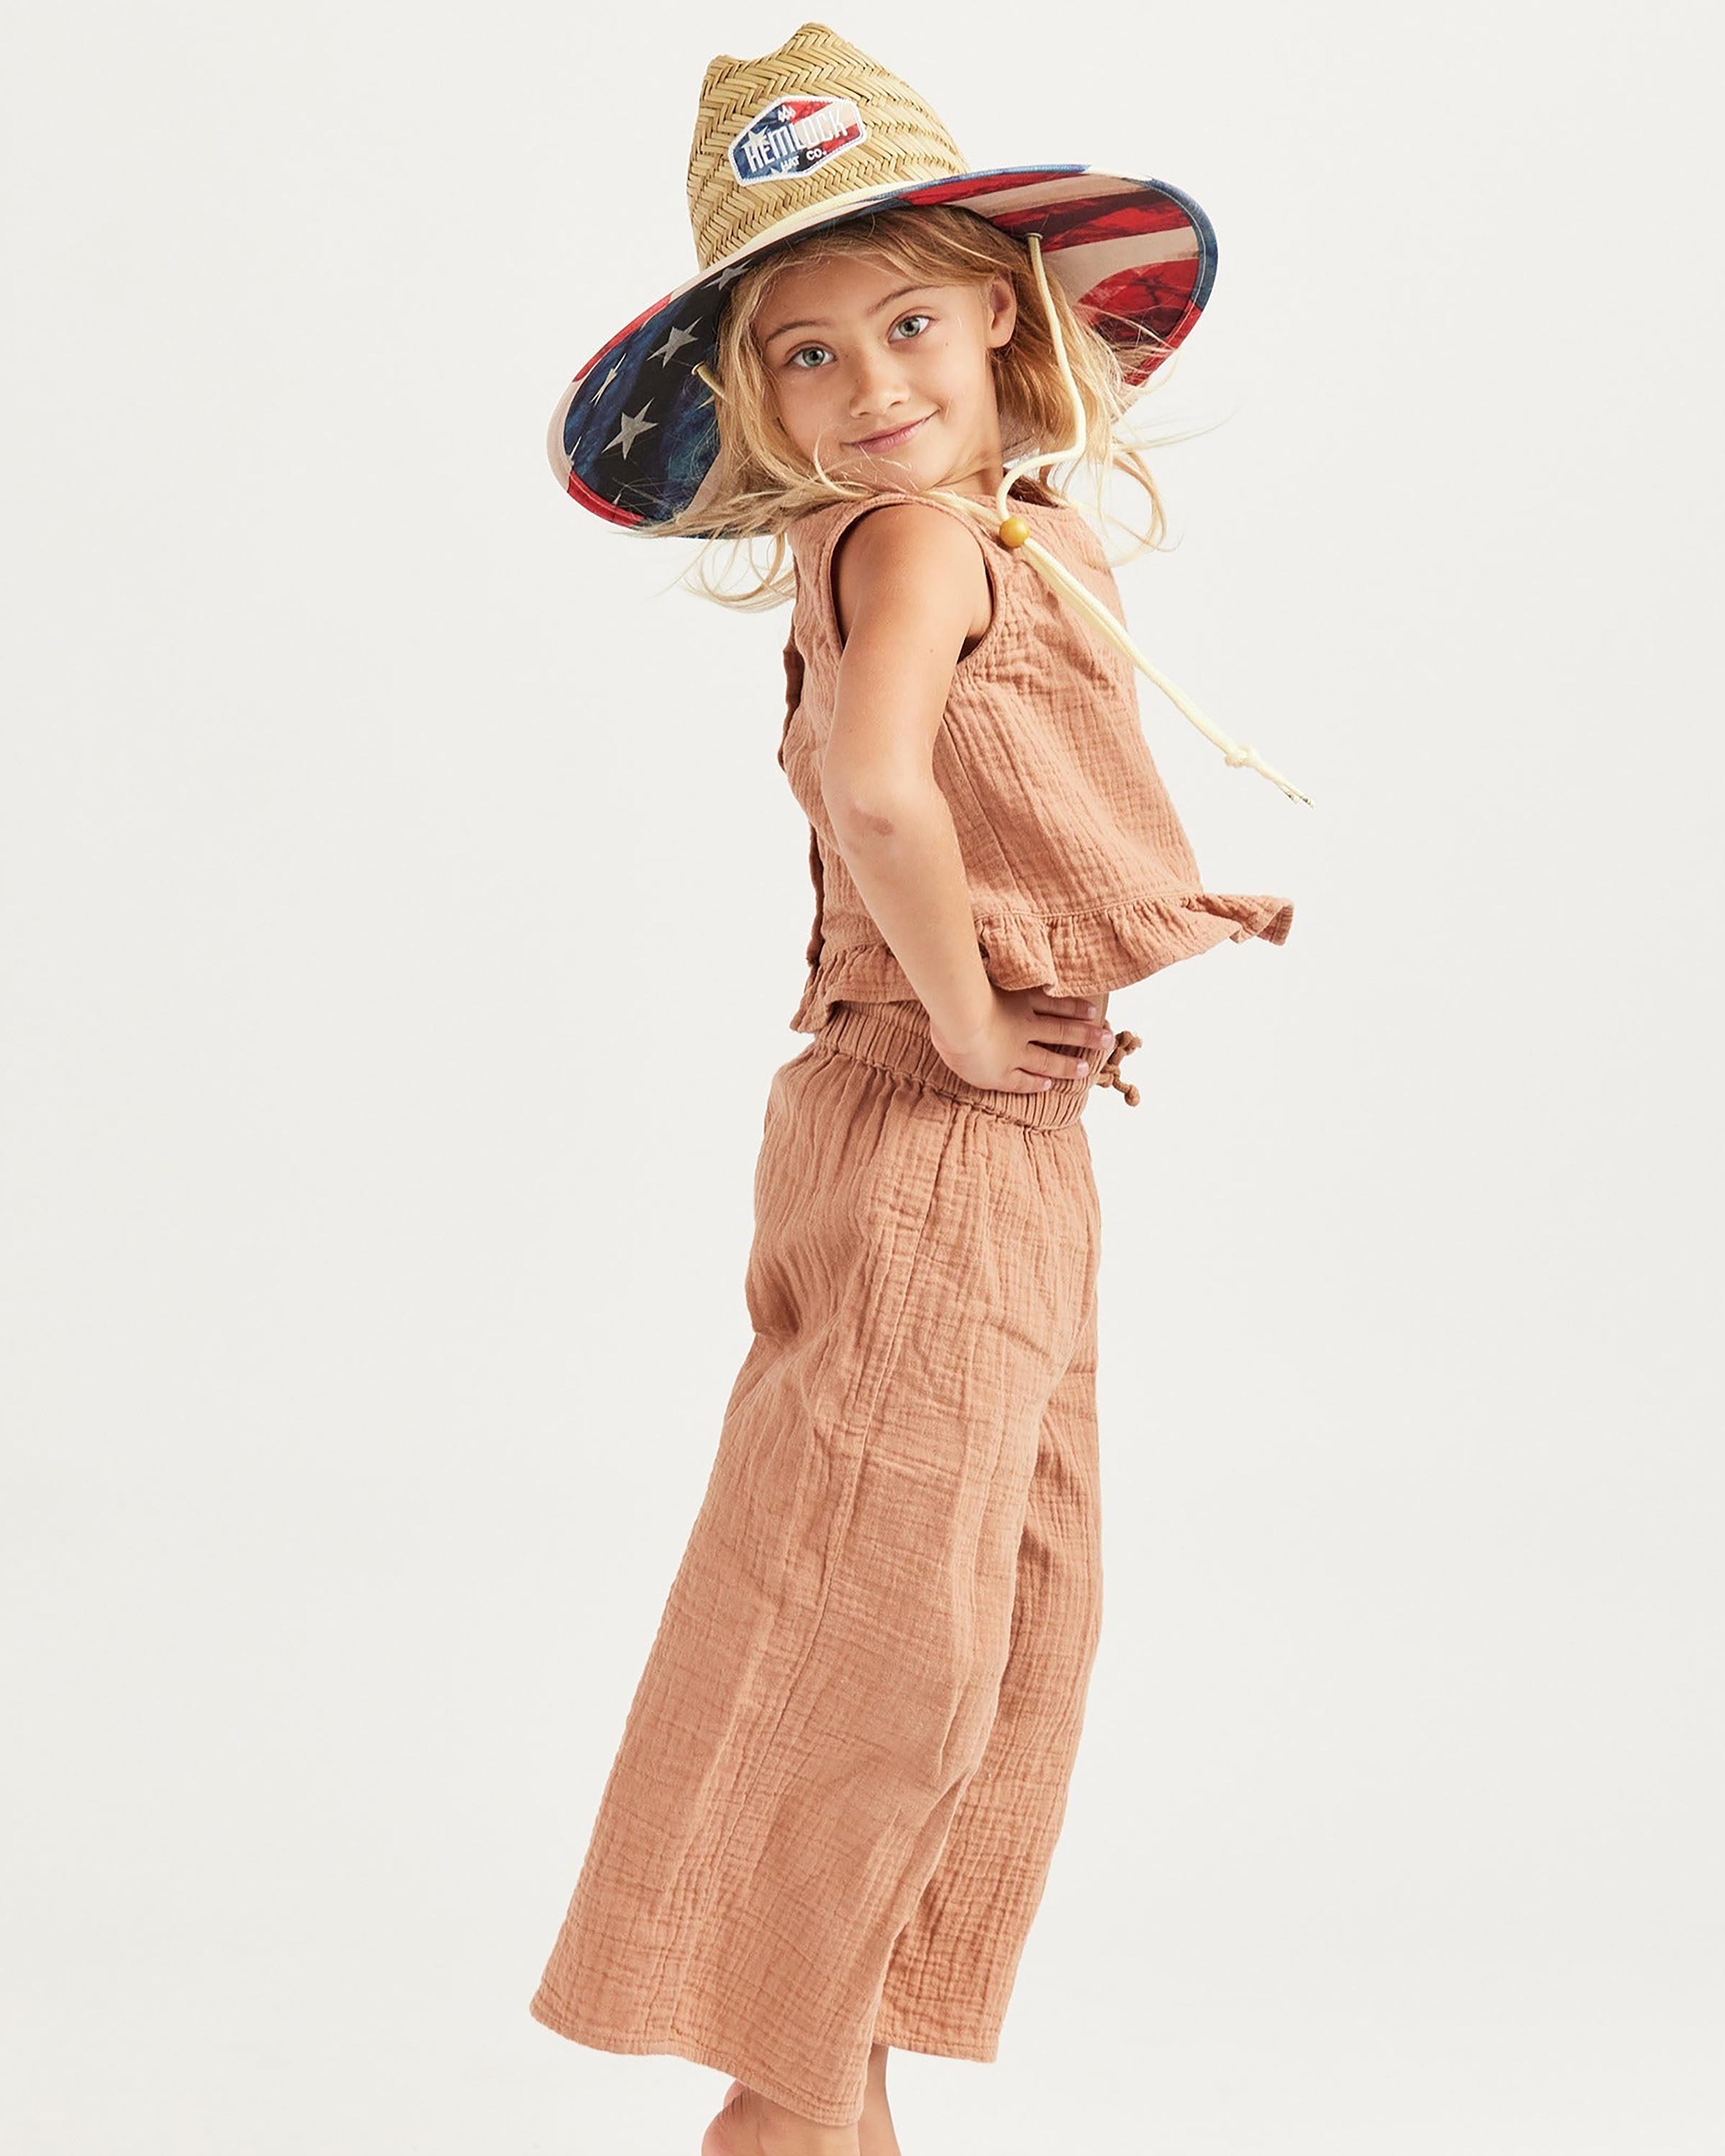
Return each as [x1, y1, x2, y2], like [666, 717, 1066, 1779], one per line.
[776, 477, 1295, 1037]
[529, 998, 1108, 2127]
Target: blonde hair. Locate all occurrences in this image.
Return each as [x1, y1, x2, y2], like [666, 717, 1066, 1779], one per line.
[630, 204, 1195, 610]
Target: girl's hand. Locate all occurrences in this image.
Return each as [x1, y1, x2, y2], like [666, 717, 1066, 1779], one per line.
[929, 987, 1115, 1097]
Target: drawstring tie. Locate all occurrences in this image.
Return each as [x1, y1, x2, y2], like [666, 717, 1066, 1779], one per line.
[927, 233, 1313, 811]
[1092, 1027, 1142, 1107]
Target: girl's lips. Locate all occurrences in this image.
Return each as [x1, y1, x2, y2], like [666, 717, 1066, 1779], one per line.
[850, 413, 932, 452]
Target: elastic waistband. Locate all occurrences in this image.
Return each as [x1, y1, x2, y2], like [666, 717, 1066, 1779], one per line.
[812, 999, 1141, 1129]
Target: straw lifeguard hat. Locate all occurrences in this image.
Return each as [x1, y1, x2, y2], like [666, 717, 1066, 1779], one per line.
[548, 20, 1218, 533]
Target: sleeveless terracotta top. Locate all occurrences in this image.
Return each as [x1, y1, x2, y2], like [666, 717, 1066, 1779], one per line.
[775, 479, 1294, 1036]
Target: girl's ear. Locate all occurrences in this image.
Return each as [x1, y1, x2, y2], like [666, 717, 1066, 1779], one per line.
[986, 272, 1018, 351]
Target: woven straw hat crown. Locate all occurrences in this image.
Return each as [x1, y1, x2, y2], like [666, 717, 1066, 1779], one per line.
[686, 22, 970, 271]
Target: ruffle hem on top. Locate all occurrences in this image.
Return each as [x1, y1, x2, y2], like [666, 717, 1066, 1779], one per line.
[790, 885, 1295, 1036]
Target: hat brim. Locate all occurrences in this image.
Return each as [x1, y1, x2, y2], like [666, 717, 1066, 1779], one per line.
[547, 165, 1218, 530]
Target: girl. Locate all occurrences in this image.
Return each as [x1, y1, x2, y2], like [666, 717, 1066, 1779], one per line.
[529, 24, 1303, 2156]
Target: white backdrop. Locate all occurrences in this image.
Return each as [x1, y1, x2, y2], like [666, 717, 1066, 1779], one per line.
[4, 6, 1721, 2152]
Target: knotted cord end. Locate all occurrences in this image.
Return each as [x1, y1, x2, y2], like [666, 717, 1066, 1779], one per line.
[1092, 1027, 1143, 1107]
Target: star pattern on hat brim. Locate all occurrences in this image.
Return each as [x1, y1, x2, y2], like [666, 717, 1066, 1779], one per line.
[548, 167, 1217, 531]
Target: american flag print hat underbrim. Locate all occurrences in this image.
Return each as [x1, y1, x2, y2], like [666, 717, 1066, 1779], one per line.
[549, 165, 1215, 534]
[546, 24, 1218, 536]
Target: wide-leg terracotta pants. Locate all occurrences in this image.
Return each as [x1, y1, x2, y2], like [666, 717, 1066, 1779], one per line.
[529, 996, 1128, 2127]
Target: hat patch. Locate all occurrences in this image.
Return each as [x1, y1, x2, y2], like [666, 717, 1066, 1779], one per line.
[728, 95, 867, 188]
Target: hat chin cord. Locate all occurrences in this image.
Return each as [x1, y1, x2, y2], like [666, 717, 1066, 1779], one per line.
[927, 232, 1312, 808]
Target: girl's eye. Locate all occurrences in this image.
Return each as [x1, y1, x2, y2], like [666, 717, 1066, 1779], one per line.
[784, 314, 934, 370]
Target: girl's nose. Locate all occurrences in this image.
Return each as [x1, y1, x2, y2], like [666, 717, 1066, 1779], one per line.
[847, 356, 910, 410]
[850, 390, 911, 430]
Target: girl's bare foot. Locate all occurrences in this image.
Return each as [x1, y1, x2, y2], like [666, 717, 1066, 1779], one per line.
[859, 2042, 903, 2156]
[702, 2077, 860, 2156]
[701, 2039, 901, 2156]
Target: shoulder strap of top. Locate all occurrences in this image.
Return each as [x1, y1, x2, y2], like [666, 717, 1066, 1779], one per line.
[794, 487, 1004, 665]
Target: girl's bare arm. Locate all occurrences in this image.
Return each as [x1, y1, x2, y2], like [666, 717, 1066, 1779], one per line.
[820, 504, 1111, 1074]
